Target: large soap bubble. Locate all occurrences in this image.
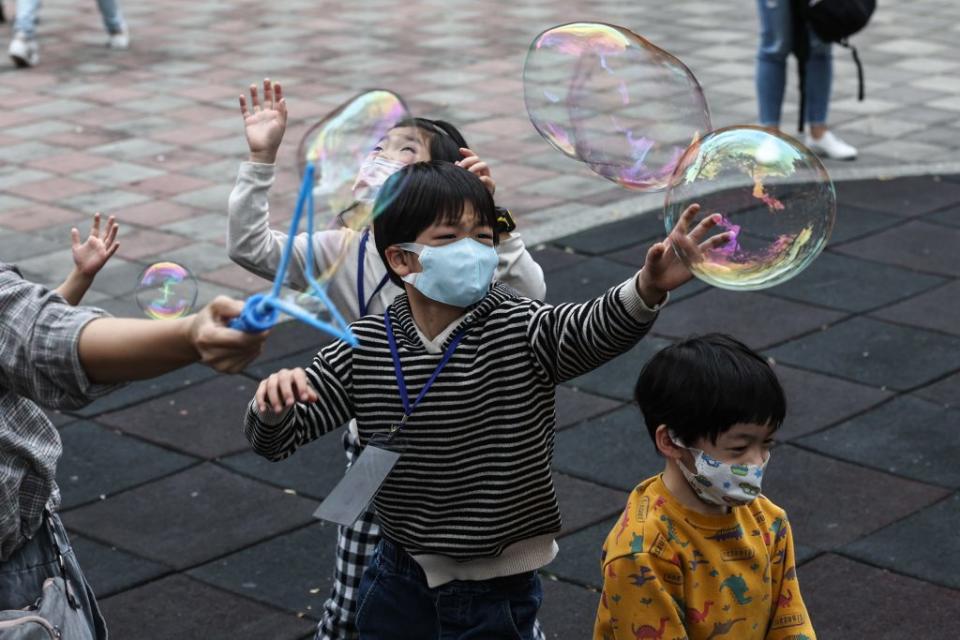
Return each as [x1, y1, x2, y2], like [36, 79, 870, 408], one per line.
[664, 126, 835, 291]
[296, 89, 413, 282]
[524, 22, 711, 192]
[135, 262, 198, 319]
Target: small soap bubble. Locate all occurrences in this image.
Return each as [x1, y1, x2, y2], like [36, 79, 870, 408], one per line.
[664, 126, 836, 291]
[134, 262, 198, 319]
[524, 22, 711, 192]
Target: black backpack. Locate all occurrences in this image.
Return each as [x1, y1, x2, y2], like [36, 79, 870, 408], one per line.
[791, 0, 877, 131]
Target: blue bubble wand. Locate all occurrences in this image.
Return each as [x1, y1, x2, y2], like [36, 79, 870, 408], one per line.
[228, 161, 359, 346]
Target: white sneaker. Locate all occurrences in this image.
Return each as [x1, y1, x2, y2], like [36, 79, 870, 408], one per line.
[107, 28, 129, 50]
[805, 130, 858, 161]
[8, 32, 38, 67]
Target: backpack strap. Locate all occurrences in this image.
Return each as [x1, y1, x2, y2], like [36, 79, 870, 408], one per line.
[839, 39, 866, 101]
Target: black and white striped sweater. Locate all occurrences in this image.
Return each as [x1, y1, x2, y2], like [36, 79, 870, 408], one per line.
[245, 280, 657, 560]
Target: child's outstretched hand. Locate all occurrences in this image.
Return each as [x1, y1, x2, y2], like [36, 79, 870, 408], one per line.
[72, 212, 119, 278]
[240, 78, 287, 165]
[255, 367, 318, 416]
[636, 204, 731, 307]
[457, 148, 496, 195]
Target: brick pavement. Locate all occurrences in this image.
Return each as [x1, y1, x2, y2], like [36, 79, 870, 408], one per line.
[2, 1, 959, 638]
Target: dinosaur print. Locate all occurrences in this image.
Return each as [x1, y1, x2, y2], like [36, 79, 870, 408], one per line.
[719, 574, 752, 604]
[629, 566, 657, 587]
[686, 600, 714, 623]
[772, 548, 786, 565]
[739, 482, 760, 496]
[616, 507, 631, 543]
[706, 524, 744, 542]
[653, 496, 666, 511]
[631, 618, 668, 639]
[776, 589, 793, 609]
[785, 566, 797, 580]
[705, 618, 746, 640]
[689, 549, 709, 571]
[602, 590, 609, 609]
[607, 563, 618, 578]
[630, 532, 645, 554]
[701, 453, 723, 468]
[730, 464, 749, 476]
[660, 515, 690, 548]
[770, 517, 788, 543]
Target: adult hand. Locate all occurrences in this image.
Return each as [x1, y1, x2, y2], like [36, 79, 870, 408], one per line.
[240, 78, 288, 165]
[189, 296, 269, 373]
[635, 204, 731, 306]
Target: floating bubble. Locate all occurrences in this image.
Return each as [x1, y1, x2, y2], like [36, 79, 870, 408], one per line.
[664, 126, 836, 291]
[524, 22, 711, 191]
[135, 262, 198, 319]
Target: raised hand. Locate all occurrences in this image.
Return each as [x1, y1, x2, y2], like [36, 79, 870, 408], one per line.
[71, 212, 119, 278]
[457, 148, 496, 195]
[636, 204, 732, 306]
[239, 78, 288, 164]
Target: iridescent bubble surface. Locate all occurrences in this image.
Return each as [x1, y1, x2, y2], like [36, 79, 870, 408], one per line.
[664, 126, 835, 291]
[295, 89, 413, 282]
[524, 22, 711, 192]
[135, 262, 198, 319]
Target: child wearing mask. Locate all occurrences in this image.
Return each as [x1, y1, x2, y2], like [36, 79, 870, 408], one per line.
[594, 334, 816, 640]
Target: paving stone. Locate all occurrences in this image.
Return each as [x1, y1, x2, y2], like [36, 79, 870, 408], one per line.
[70, 535, 170, 598]
[63, 463, 317, 569]
[926, 203, 959, 228]
[68, 363, 217, 418]
[543, 257, 639, 305]
[762, 445, 950, 549]
[218, 426, 349, 501]
[771, 251, 946, 313]
[0, 230, 62, 261]
[99, 575, 315, 640]
[538, 577, 601, 640]
[554, 386, 625, 431]
[57, 421, 196, 509]
[798, 395, 960, 488]
[870, 280, 960, 336]
[189, 522, 337, 619]
[554, 472, 629, 537]
[657, 289, 846, 351]
[547, 517, 616, 589]
[554, 405, 662, 492]
[529, 246, 588, 274]
[827, 204, 909, 246]
[835, 176, 960, 217]
[835, 220, 960, 277]
[552, 214, 663, 256]
[96, 375, 259, 459]
[773, 365, 893, 441]
[914, 372, 960, 409]
[844, 492, 960, 590]
[799, 554, 960, 640]
[567, 338, 673, 402]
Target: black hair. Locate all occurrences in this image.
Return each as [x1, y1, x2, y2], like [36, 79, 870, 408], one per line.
[392, 118, 468, 163]
[634, 334, 786, 448]
[373, 161, 498, 287]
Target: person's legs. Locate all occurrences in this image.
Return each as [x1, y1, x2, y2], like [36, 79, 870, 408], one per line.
[804, 30, 833, 131]
[12, 0, 40, 38]
[355, 540, 437, 639]
[755, 0, 792, 128]
[436, 572, 542, 640]
[95, 0, 125, 34]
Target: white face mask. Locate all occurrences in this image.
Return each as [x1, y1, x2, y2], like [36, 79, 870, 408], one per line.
[670, 433, 769, 507]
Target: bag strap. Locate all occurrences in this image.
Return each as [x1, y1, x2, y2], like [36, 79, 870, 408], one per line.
[43, 512, 81, 611]
[838, 38, 866, 101]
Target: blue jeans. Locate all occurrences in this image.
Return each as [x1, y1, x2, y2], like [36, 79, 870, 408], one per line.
[14, 0, 125, 38]
[0, 512, 107, 639]
[756, 0, 832, 127]
[356, 539, 542, 640]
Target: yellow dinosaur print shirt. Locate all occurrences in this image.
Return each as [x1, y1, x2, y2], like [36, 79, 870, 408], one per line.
[594, 475, 815, 640]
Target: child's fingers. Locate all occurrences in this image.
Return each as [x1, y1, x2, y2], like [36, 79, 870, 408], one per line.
[459, 147, 476, 159]
[263, 78, 273, 110]
[105, 218, 119, 246]
[467, 160, 489, 176]
[700, 232, 734, 251]
[70, 227, 81, 247]
[278, 371, 296, 408]
[687, 212, 720, 244]
[255, 379, 269, 414]
[293, 368, 317, 402]
[239, 94, 250, 118]
[106, 243, 120, 259]
[274, 82, 283, 105]
[671, 203, 700, 236]
[90, 212, 101, 237]
[480, 176, 496, 195]
[249, 84, 261, 112]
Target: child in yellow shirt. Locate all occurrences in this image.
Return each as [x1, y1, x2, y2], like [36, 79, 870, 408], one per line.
[594, 334, 816, 640]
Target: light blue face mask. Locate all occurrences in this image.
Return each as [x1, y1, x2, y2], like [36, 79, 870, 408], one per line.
[397, 238, 498, 307]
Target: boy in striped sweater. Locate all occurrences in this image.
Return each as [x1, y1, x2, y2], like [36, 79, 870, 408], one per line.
[245, 161, 728, 639]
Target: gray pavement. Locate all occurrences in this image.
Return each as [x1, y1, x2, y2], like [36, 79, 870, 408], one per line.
[1, 1, 959, 638]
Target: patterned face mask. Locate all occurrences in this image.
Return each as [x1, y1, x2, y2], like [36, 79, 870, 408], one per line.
[352, 156, 407, 202]
[670, 433, 769, 507]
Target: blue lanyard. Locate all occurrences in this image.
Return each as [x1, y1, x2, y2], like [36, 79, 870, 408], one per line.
[384, 310, 465, 426]
[357, 228, 390, 317]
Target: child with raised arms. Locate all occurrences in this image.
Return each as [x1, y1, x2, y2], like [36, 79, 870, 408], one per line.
[594, 334, 816, 640]
[226, 79, 547, 640]
[244, 161, 727, 639]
